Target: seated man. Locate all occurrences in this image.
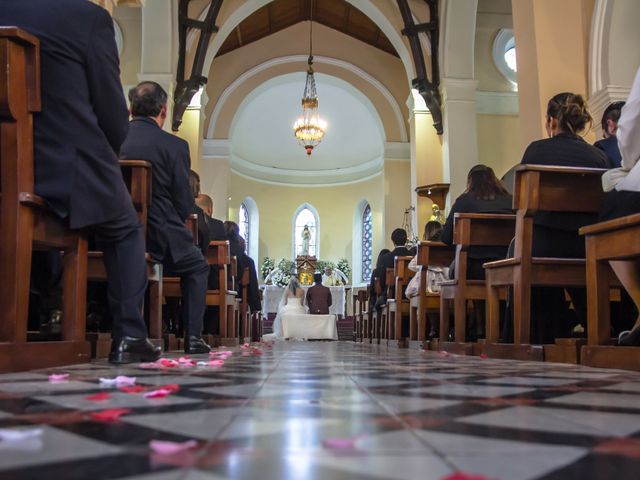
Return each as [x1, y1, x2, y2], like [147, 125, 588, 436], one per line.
[307, 273, 333, 315]
[196, 194, 226, 242]
[1, 0, 161, 364]
[120, 81, 210, 354]
[373, 228, 416, 309]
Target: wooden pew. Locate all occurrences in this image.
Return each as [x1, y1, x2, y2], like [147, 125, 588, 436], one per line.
[353, 289, 368, 342]
[580, 213, 640, 370]
[0, 28, 90, 372]
[372, 272, 391, 345]
[409, 241, 455, 350]
[239, 265, 252, 344]
[86, 160, 163, 358]
[438, 213, 515, 355]
[484, 165, 607, 362]
[384, 256, 414, 348]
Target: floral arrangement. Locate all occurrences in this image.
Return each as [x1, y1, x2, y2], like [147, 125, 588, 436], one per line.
[260, 256, 275, 281]
[336, 258, 351, 281]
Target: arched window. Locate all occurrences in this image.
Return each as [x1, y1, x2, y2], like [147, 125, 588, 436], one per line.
[293, 205, 318, 258]
[361, 204, 373, 281]
[239, 202, 250, 254]
[493, 28, 517, 87]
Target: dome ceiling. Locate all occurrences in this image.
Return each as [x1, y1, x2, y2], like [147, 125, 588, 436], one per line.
[229, 72, 385, 185]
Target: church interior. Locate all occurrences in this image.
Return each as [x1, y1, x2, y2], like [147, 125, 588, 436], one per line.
[1, 0, 640, 478]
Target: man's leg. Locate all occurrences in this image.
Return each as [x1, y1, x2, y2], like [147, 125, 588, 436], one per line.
[93, 206, 160, 362]
[164, 245, 209, 352]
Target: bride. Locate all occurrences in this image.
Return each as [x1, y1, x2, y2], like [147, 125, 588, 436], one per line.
[265, 276, 306, 340]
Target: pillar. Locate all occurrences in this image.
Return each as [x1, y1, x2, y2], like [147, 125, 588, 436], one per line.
[512, 0, 596, 148]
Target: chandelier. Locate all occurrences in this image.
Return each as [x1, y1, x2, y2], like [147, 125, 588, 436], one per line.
[293, 0, 326, 156]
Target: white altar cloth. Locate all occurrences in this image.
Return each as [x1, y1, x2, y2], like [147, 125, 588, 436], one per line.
[280, 314, 337, 340]
[261, 285, 346, 317]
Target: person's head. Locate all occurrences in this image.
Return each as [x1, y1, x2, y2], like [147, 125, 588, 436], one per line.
[128, 81, 168, 128]
[223, 220, 240, 241]
[196, 194, 213, 217]
[600, 101, 625, 138]
[189, 170, 201, 198]
[390, 228, 408, 247]
[324, 266, 332, 276]
[287, 275, 301, 294]
[313, 273, 322, 284]
[423, 220, 443, 241]
[545, 92, 592, 137]
[376, 248, 391, 267]
[465, 164, 510, 201]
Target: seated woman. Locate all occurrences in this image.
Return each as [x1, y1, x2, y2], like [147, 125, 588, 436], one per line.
[406, 220, 447, 297]
[265, 276, 305, 340]
[441, 165, 513, 279]
[600, 67, 640, 346]
[223, 221, 261, 312]
[368, 248, 390, 312]
[519, 92, 609, 342]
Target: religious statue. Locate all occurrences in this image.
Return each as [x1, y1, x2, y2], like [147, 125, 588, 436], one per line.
[301, 224, 311, 256]
[429, 204, 445, 224]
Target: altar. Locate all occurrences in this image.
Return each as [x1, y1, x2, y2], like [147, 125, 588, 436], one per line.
[261, 285, 347, 317]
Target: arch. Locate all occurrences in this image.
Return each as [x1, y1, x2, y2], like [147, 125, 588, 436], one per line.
[198, 0, 416, 93]
[292, 203, 320, 259]
[352, 199, 372, 285]
[207, 55, 407, 142]
[239, 196, 259, 261]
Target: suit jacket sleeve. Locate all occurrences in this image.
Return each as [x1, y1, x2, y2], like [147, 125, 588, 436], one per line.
[86, 8, 129, 154]
[327, 289, 332, 307]
[171, 141, 196, 221]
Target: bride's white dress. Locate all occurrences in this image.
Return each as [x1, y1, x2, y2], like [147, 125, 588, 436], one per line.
[267, 293, 305, 339]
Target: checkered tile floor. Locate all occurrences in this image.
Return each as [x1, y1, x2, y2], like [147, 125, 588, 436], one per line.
[1, 342, 639, 479]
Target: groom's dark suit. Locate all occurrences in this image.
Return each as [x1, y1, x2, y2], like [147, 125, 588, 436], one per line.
[306, 283, 332, 315]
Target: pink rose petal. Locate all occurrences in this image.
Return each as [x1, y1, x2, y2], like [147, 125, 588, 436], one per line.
[48, 374, 69, 383]
[479, 354, 488, 359]
[441, 473, 500, 480]
[144, 389, 171, 399]
[85, 392, 111, 402]
[240, 342, 251, 349]
[90, 408, 132, 423]
[149, 440, 198, 455]
[322, 437, 359, 450]
[99, 376, 137, 387]
[439, 351, 450, 357]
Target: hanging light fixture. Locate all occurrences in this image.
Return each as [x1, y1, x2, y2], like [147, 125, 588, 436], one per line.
[293, 0, 326, 156]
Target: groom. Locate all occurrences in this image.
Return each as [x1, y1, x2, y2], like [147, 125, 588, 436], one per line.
[306, 273, 332, 314]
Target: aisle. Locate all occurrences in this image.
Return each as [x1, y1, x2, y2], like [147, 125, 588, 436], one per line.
[0, 342, 639, 479]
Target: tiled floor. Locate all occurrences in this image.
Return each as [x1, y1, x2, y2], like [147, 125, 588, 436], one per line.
[0, 342, 639, 479]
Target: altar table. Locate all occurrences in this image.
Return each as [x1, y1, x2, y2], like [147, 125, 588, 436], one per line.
[261, 285, 346, 317]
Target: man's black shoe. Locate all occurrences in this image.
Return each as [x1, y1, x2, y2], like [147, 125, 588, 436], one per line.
[109, 337, 162, 364]
[185, 336, 211, 354]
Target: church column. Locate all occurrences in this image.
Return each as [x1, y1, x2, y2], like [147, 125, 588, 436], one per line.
[138, 1, 175, 133]
[201, 139, 230, 221]
[407, 89, 443, 233]
[441, 78, 479, 200]
[512, 0, 595, 147]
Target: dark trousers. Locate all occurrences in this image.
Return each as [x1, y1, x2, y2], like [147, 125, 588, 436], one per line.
[92, 206, 148, 340]
[164, 246, 209, 338]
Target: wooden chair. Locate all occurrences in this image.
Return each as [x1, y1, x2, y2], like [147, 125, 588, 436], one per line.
[579, 213, 640, 370]
[438, 214, 515, 355]
[385, 257, 415, 348]
[484, 165, 607, 362]
[0, 28, 90, 372]
[86, 160, 162, 358]
[409, 241, 454, 350]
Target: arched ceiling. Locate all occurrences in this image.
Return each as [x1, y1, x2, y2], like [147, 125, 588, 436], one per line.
[229, 72, 385, 185]
[216, 0, 398, 58]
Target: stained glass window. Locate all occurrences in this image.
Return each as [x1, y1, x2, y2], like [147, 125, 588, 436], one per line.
[362, 204, 372, 280]
[239, 203, 249, 253]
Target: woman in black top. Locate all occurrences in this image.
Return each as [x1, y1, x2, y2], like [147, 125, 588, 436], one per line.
[514, 93, 609, 342]
[441, 164, 513, 280]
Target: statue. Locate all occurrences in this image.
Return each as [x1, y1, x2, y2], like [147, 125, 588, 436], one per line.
[429, 204, 445, 224]
[301, 224, 311, 256]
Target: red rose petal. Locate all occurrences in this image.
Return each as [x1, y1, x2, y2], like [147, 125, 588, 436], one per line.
[85, 392, 111, 402]
[90, 408, 132, 423]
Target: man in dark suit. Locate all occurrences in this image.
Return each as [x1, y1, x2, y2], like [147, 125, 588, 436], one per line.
[306, 273, 332, 315]
[0, 0, 160, 363]
[189, 171, 210, 256]
[196, 194, 227, 242]
[120, 82, 210, 354]
[373, 229, 415, 310]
